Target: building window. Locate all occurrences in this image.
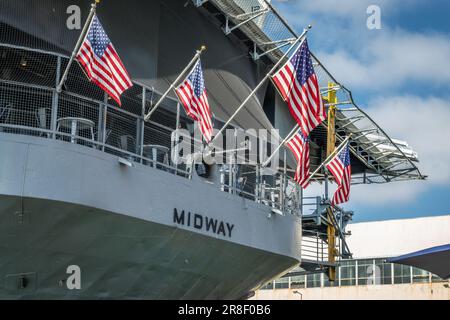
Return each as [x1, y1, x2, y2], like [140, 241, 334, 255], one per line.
[394, 264, 411, 284]
[323, 275, 338, 287]
[431, 273, 444, 283]
[412, 267, 429, 283]
[260, 281, 274, 290]
[357, 259, 374, 285]
[375, 259, 392, 285]
[306, 273, 321, 288]
[290, 275, 306, 289]
[274, 277, 289, 289]
[339, 260, 356, 286]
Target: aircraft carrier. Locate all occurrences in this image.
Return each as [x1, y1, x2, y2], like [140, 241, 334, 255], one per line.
[0, 0, 424, 299]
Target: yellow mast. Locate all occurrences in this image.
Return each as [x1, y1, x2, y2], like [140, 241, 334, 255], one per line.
[326, 82, 337, 281]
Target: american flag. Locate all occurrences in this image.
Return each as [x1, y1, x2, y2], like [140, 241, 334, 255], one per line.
[286, 130, 310, 189]
[175, 59, 213, 143]
[76, 15, 133, 106]
[326, 144, 352, 205]
[271, 39, 326, 137]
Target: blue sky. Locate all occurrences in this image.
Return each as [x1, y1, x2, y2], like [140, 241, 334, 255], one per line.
[274, 0, 450, 222]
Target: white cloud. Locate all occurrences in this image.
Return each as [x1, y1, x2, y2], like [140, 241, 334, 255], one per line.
[306, 95, 450, 206]
[350, 95, 450, 205]
[273, 0, 450, 209]
[275, 1, 450, 91]
[351, 181, 427, 206]
[366, 95, 450, 183]
[318, 30, 450, 90]
[276, 0, 419, 19]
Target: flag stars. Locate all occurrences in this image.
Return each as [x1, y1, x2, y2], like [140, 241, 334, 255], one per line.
[76, 14, 133, 106]
[87, 16, 111, 57]
[290, 40, 314, 86]
[339, 146, 351, 167]
[188, 61, 205, 98]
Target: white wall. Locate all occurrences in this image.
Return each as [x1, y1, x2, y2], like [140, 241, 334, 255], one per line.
[346, 215, 450, 258]
[253, 282, 450, 300]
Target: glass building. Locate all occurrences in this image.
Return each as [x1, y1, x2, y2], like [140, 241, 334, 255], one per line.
[261, 258, 446, 290]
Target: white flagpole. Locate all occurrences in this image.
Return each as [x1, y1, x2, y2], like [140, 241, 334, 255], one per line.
[208, 25, 311, 146]
[262, 123, 299, 167]
[302, 135, 352, 186]
[57, 0, 100, 93]
[144, 46, 207, 122]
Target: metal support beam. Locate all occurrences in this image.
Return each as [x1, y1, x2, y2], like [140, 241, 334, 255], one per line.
[338, 116, 365, 129]
[373, 152, 395, 162]
[192, 0, 208, 7]
[251, 39, 295, 61]
[352, 129, 378, 141]
[320, 86, 341, 94]
[223, 9, 269, 35]
[324, 101, 352, 107]
[382, 159, 409, 172]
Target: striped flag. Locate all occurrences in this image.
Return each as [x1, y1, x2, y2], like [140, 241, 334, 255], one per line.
[175, 59, 213, 143]
[271, 39, 326, 137]
[76, 15, 133, 106]
[326, 144, 352, 205]
[286, 130, 310, 189]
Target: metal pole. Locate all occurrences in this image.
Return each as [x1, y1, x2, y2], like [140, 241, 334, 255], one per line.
[57, 1, 99, 93]
[282, 149, 287, 211]
[140, 88, 146, 163]
[102, 93, 108, 152]
[97, 102, 104, 144]
[175, 102, 181, 175]
[229, 154, 233, 195]
[51, 56, 61, 139]
[255, 165, 260, 203]
[299, 186, 303, 217]
[210, 26, 311, 146]
[262, 123, 299, 167]
[144, 46, 207, 122]
[303, 135, 352, 186]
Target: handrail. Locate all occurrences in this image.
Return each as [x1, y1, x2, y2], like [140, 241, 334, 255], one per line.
[0, 123, 190, 176]
[0, 42, 298, 214]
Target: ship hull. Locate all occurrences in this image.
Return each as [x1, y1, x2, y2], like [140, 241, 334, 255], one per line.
[0, 133, 301, 299]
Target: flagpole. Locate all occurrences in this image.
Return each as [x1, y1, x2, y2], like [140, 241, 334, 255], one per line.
[262, 123, 299, 167]
[208, 25, 311, 147]
[302, 134, 352, 186]
[144, 46, 207, 122]
[56, 0, 100, 93]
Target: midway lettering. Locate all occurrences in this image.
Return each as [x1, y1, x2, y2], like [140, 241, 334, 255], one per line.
[173, 209, 235, 238]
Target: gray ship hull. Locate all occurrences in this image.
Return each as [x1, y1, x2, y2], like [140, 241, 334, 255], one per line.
[0, 133, 301, 299]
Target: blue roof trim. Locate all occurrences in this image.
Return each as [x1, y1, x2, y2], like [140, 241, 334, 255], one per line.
[388, 243, 450, 262]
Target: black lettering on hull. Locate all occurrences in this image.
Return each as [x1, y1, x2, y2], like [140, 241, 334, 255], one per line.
[173, 209, 235, 238]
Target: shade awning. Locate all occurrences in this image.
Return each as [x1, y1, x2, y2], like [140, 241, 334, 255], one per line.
[388, 244, 450, 279]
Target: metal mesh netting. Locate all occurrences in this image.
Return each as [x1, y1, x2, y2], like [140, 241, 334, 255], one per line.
[0, 0, 424, 223]
[0, 81, 52, 136]
[0, 37, 192, 174]
[0, 39, 298, 209]
[313, 56, 424, 184]
[208, 0, 424, 184]
[211, 0, 296, 60]
[0, 0, 93, 54]
[0, 46, 58, 88]
[0, 37, 294, 209]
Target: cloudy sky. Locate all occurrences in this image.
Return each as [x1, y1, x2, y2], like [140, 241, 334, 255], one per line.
[273, 0, 450, 221]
